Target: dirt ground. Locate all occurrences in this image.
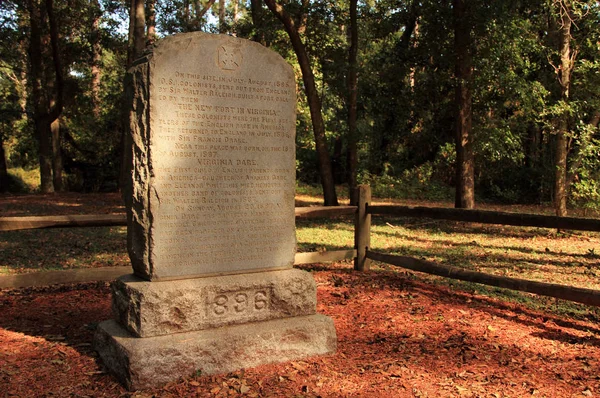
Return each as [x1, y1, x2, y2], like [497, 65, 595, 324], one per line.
[1, 193, 600, 397]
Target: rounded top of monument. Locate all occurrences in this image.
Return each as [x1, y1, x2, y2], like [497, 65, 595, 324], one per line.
[145, 32, 293, 79]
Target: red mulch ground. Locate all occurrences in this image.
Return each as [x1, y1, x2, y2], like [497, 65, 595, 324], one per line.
[2, 263, 600, 397]
[2, 193, 600, 397]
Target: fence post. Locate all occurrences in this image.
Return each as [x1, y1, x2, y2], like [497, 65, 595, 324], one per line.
[354, 184, 371, 271]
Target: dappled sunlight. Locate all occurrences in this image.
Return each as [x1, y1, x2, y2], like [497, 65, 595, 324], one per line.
[0, 328, 47, 348]
[0, 193, 125, 217]
[368, 219, 600, 293]
[296, 220, 354, 253]
[0, 227, 129, 275]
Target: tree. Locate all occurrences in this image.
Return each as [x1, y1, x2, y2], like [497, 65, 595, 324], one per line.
[219, 0, 226, 33]
[453, 0, 474, 209]
[542, 0, 600, 215]
[346, 0, 358, 205]
[91, 0, 102, 116]
[264, 0, 339, 206]
[26, 0, 64, 193]
[249, 0, 266, 44]
[0, 134, 8, 192]
[0, 3, 27, 192]
[552, 0, 573, 217]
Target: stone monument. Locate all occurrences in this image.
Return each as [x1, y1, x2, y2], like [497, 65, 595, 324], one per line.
[93, 32, 337, 390]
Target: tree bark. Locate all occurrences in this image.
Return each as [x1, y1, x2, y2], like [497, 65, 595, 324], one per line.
[47, 0, 64, 191]
[453, 0, 474, 209]
[554, 2, 573, 217]
[127, 0, 135, 67]
[122, 0, 146, 192]
[133, 0, 146, 60]
[233, 0, 239, 33]
[125, 0, 145, 66]
[27, 0, 64, 193]
[219, 0, 226, 33]
[51, 118, 63, 191]
[0, 134, 9, 193]
[91, 0, 102, 117]
[147, 0, 156, 43]
[250, 0, 266, 45]
[346, 0, 358, 205]
[27, 0, 52, 192]
[264, 0, 339, 206]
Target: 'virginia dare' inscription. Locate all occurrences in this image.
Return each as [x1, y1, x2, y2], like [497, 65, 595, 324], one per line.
[125, 33, 296, 280]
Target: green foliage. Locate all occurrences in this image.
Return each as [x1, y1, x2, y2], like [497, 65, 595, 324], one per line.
[570, 134, 600, 211]
[359, 162, 453, 201]
[0, 0, 598, 207]
[6, 167, 39, 193]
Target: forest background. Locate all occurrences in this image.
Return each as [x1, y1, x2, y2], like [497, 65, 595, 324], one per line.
[0, 0, 599, 215]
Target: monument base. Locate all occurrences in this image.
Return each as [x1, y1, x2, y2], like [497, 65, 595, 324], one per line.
[112, 269, 318, 337]
[94, 314, 337, 390]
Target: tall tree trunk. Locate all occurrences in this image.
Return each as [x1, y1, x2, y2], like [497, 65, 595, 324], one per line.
[453, 0, 474, 209]
[250, 0, 265, 45]
[36, 117, 55, 193]
[554, 3, 573, 217]
[346, 0, 358, 205]
[125, 0, 145, 66]
[147, 0, 156, 43]
[122, 0, 146, 190]
[127, 0, 135, 67]
[133, 0, 146, 60]
[28, 0, 64, 193]
[219, 0, 226, 33]
[47, 0, 64, 191]
[51, 118, 63, 191]
[233, 0, 240, 30]
[27, 0, 52, 192]
[0, 133, 9, 193]
[264, 0, 339, 205]
[91, 0, 102, 117]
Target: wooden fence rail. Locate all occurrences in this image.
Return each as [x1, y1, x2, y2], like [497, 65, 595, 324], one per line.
[0, 206, 358, 232]
[3, 185, 600, 309]
[0, 205, 359, 288]
[368, 205, 600, 232]
[367, 251, 600, 307]
[0, 250, 359, 289]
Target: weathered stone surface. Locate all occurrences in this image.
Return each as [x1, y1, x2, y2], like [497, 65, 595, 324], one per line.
[112, 269, 317, 337]
[124, 32, 297, 281]
[94, 315, 337, 391]
[97, 33, 337, 392]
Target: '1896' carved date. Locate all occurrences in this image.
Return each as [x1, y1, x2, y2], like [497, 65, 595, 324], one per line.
[211, 290, 268, 317]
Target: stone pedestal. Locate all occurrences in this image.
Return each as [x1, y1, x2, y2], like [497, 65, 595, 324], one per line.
[111, 269, 318, 337]
[95, 315, 336, 391]
[94, 269, 337, 390]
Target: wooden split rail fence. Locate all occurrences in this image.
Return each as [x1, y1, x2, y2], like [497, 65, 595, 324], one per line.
[2, 185, 600, 308]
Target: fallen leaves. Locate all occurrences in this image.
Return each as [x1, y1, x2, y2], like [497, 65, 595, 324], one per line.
[2, 266, 600, 396]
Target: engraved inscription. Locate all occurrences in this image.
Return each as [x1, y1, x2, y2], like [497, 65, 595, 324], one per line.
[209, 290, 270, 318]
[147, 35, 296, 277]
[218, 45, 242, 71]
